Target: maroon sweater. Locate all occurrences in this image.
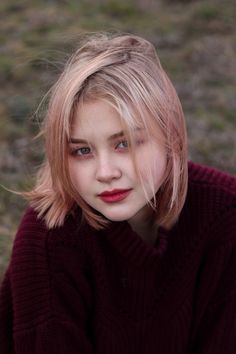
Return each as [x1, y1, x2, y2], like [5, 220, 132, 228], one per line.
[0, 162, 236, 354]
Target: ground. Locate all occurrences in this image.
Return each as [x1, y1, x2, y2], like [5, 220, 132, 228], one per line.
[0, 0, 236, 278]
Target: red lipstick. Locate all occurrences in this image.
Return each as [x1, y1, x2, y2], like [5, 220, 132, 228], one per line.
[98, 189, 132, 203]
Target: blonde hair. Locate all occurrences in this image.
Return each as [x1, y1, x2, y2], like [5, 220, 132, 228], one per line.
[25, 32, 188, 230]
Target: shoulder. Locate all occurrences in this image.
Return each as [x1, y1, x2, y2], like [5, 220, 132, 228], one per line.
[187, 161, 236, 210]
[11, 207, 85, 255]
[181, 162, 236, 246]
[10, 207, 89, 275]
[12, 207, 48, 252]
[7, 208, 52, 331]
[8, 207, 90, 332]
[9, 208, 50, 280]
[188, 161, 236, 196]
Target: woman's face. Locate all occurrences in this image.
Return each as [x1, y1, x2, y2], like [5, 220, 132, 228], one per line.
[68, 100, 167, 225]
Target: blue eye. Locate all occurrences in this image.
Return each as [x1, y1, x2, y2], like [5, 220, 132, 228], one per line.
[116, 140, 129, 149]
[70, 146, 91, 157]
[77, 147, 91, 155]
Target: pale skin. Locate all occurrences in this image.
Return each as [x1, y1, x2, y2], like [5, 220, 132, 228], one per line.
[68, 100, 167, 245]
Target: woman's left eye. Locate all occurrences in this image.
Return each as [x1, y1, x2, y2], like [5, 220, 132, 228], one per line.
[116, 140, 129, 149]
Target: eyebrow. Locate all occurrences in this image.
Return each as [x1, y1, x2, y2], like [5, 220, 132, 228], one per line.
[69, 128, 143, 144]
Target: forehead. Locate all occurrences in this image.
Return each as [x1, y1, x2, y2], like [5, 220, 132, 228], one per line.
[71, 99, 131, 139]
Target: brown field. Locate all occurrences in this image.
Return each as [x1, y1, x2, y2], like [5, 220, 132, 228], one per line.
[0, 0, 236, 278]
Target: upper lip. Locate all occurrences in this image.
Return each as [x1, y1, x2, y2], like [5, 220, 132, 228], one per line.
[98, 189, 131, 196]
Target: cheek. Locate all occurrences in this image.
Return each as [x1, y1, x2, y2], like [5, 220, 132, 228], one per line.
[139, 152, 166, 186]
[68, 161, 87, 193]
[154, 155, 166, 177]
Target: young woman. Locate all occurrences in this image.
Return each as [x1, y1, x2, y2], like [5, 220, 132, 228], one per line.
[0, 33, 236, 354]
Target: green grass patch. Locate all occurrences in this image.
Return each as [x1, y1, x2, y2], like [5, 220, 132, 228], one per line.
[99, 1, 143, 19]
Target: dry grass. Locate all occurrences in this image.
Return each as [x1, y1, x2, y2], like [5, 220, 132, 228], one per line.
[0, 0, 236, 278]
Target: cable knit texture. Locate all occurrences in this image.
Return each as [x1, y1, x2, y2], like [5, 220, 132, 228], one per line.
[0, 161, 236, 354]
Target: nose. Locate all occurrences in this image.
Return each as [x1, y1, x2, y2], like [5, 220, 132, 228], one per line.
[95, 154, 121, 183]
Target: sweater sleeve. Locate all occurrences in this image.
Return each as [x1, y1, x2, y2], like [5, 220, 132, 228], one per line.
[0, 208, 94, 354]
[0, 270, 14, 354]
[188, 207, 236, 354]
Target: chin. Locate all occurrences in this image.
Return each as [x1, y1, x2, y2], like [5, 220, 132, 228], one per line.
[101, 209, 138, 222]
[102, 212, 130, 221]
[103, 214, 129, 222]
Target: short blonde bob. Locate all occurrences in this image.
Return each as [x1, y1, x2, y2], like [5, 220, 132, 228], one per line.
[25, 32, 188, 230]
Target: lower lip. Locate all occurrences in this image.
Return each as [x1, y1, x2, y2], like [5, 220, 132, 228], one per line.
[99, 190, 131, 203]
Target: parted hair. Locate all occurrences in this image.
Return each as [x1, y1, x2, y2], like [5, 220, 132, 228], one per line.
[24, 32, 188, 230]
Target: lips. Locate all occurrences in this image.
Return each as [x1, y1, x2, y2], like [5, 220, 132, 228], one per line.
[98, 189, 132, 203]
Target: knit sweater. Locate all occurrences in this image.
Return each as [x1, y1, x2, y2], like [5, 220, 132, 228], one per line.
[0, 161, 236, 354]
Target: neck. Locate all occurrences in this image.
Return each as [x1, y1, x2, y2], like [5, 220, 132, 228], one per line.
[128, 209, 158, 246]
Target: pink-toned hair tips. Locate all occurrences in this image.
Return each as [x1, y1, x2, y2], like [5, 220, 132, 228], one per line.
[24, 33, 188, 230]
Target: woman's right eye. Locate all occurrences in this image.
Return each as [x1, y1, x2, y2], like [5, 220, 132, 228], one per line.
[70, 146, 92, 157]
[77, 147, 91, 155]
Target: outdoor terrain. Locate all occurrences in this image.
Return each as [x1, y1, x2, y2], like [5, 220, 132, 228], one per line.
[0, 0, 236, 278]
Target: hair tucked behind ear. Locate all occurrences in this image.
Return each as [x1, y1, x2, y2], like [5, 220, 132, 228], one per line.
[22, 32, 188, 230]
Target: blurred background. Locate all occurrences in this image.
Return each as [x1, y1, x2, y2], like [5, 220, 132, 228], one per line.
[0, 0, 236, 278]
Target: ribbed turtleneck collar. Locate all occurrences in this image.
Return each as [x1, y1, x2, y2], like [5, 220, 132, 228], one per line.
[101, 221, 169, 269]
